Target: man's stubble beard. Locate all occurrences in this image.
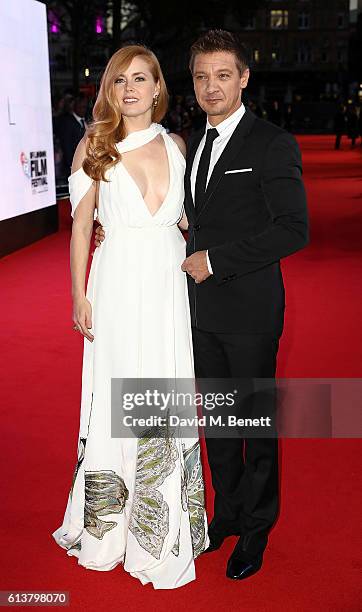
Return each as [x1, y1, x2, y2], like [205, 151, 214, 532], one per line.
[202, 103, 229, 117]
[201, 96, 242, 119]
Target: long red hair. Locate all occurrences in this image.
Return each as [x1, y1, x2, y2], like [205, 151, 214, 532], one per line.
[83, 45, 169, 182]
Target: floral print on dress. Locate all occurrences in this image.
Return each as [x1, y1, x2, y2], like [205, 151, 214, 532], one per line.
[182, 440, 207, 559]
[128, 426, 178, 559]
[70, 437, 87, 498]
[84, 470, 129, 540]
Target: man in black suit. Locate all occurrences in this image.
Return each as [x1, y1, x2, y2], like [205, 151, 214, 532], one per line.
[181, 30, 308, 580]
[55, 94, 88, 177]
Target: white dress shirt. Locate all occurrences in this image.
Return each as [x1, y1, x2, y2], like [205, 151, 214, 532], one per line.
[190, 103, 246, 274]
[72, 111, 87, 129]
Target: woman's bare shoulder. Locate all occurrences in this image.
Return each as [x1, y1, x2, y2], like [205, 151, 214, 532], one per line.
[169, 133, 186, 158]
[71, 135, 89, 173]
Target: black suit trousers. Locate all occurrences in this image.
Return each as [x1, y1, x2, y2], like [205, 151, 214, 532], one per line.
[192, 327, 279, 557]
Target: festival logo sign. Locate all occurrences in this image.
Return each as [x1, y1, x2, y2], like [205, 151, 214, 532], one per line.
[20, 150, 48, 194]
[20, 152, 30, 178]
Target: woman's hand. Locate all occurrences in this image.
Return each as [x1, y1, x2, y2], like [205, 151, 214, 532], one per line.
[72, 295, 94, 342]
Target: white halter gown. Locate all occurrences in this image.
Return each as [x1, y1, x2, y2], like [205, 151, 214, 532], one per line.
[52, 123, 209, 589]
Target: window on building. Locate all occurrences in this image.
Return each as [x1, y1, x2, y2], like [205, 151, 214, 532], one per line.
[337, 13, 345, 28]
[296, 41, 312, 64]
[298, 12, 310, 29]
[106, 3, 140, 35]
[271, 41, 281, 63]
[270, 10, 288, 29]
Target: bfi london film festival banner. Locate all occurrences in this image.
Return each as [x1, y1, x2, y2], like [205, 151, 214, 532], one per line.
[0, 0, 56, 222]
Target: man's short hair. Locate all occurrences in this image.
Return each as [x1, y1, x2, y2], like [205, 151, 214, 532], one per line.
[190, 29, 251, 75]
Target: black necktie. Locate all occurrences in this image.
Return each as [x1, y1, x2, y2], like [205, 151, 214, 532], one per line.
[79, 118, 86, 130]
[195, 128, 219, 214]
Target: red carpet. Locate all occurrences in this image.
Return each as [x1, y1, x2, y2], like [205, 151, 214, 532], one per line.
[1, 135, 361, 610]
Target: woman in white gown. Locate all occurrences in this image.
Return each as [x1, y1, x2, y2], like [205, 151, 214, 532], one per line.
[52, 45, 209, 589]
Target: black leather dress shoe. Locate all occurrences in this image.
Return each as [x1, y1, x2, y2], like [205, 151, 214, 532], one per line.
[226, 556, 262, 580]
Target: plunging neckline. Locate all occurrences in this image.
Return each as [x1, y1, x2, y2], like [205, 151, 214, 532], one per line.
[119, 131, 172, 219]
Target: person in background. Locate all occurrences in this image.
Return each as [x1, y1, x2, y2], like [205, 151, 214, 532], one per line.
[333, 103, 347, 150]
[55, 93, 89, 176]
[346, 104, 359, 148]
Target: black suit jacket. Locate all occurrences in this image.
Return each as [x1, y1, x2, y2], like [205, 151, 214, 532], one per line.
[54, 113, 85, 175]
[184, 107, 309, 336]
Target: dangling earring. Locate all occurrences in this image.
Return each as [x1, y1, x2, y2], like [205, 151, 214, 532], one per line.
[153, 94, 159, 108]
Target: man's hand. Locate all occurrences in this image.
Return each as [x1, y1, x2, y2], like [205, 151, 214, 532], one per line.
[181, 250, 211, 284]
[94, 221, 105, 248]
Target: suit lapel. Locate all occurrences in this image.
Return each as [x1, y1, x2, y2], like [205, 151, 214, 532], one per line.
[196, 107, 257, 219]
